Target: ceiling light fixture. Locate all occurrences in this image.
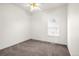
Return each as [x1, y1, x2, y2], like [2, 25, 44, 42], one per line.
[27, 3, 41, 11]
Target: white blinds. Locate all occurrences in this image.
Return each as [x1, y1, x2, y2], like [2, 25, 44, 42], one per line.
[48, 19, 60, 36]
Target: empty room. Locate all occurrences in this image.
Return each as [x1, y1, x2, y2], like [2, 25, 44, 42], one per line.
[0, 3, 79, 56]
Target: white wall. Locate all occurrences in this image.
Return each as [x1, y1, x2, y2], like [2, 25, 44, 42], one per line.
[68, 4, 79, 56]
[31, 11, 48, 41]
[0, 4, 31, 49]
[31, 5, 67, 45]
[47, 5, 67, 45]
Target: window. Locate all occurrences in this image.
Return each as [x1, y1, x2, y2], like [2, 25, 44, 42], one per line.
[48, 19, 59, 36]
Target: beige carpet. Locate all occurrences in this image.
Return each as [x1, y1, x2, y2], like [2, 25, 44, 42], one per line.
[0, 39, 70, 56]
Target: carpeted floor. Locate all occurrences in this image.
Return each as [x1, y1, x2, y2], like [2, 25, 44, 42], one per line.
[0, 39, 70, 56]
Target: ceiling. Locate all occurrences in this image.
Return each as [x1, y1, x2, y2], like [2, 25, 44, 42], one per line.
[16, 3, 67, 12]
[39, 3, 67, 10]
